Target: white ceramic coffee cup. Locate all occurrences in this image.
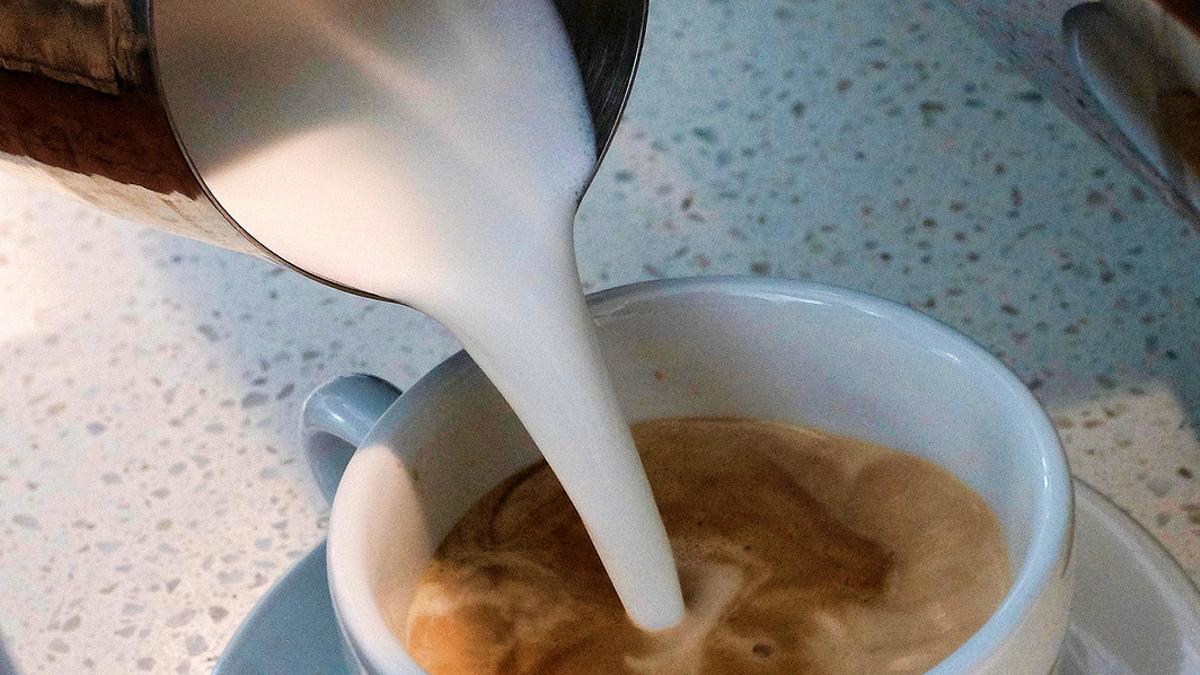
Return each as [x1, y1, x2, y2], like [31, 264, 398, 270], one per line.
[302, 276, 1074, 674]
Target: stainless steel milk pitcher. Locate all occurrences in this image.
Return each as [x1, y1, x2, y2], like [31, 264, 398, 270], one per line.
[0, 0, 645, 298]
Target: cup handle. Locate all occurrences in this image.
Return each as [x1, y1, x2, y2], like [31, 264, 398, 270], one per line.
[301, 374, 402, 504]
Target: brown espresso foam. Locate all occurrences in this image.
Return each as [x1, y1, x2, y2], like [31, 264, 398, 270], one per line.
[402, 418, 1011, 674]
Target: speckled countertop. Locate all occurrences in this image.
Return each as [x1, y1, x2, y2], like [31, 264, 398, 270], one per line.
[2, 0, 1200, 672]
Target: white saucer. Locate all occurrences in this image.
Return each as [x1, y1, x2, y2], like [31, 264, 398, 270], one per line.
[214, 479, 1200, 674]
[1061, 480, 1200, 673]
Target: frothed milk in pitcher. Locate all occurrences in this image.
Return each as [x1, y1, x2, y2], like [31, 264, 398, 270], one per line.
[168, 0, 684, 629]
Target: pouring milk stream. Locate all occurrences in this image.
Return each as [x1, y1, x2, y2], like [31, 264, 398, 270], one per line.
[183, 0, 685, 629]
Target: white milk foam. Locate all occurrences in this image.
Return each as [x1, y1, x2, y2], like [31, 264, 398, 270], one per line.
[197, 0, 683, 629]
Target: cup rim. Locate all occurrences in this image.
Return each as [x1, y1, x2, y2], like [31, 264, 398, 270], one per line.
[328, 275, 1073, 673]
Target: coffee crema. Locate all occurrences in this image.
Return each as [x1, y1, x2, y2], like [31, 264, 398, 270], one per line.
[403, 418, 1011, 674]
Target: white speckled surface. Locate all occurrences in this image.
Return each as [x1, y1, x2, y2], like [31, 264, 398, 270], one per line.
[2, 0, 1200, 672]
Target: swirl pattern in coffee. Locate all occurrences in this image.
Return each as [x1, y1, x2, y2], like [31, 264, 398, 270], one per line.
[403, 418, 1011, 673]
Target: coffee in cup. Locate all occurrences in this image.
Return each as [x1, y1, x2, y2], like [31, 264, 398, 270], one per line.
[403, 417, 1010, 674]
